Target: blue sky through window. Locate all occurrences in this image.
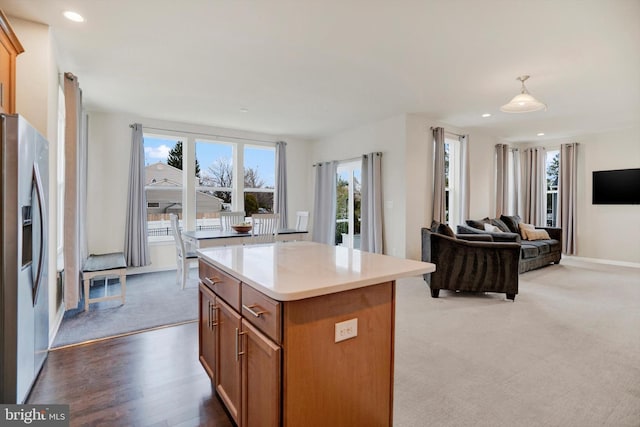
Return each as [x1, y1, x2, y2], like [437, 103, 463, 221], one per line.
[144, 136, 275, 187]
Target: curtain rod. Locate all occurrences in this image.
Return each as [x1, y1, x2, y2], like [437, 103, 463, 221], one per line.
[312, 152, 381, 167]
[129, 124, 280, 145]
[429, 126, 465, 138]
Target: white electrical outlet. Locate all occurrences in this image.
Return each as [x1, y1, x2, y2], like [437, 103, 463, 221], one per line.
[335, 318, 358, 343]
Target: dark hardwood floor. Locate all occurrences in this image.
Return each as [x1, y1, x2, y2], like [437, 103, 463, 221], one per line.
[27, 322, 234, 427]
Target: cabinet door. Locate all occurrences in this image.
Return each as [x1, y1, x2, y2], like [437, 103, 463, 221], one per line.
[240, 319, 281, 427]
[198, 283, 217, 380]
[216, 297, 242, 424]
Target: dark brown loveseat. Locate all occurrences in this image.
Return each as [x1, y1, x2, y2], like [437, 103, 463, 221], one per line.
[456, 215, 562, 273]
[421, 226, 521, 301]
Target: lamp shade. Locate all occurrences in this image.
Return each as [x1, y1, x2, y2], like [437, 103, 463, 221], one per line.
[500, 75, 547, 113]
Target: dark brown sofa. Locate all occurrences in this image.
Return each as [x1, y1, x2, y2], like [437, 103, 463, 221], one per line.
[456, 215, 562, 273]
[421, 227, 521, 301]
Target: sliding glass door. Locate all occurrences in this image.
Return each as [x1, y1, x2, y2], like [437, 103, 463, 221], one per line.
[336, 161, 361, 249]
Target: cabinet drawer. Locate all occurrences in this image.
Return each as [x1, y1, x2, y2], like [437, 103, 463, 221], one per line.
[199, 259, 241, 311]
[241, 283, 281, 344]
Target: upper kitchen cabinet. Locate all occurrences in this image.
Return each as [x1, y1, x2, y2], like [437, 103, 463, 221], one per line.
[0, 10, 24, 114]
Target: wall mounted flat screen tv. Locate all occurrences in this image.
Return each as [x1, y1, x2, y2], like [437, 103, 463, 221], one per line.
[592, 168, 640, 205]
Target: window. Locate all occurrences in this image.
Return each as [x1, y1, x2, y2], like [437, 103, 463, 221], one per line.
[196, 140, 234, 229]
[143, 132, 276, 240]
[143, 135, 183, 239]
[336, 161, 361, 248]
[546, 150, 559, 227]
[243, 145, 275, 216]
[444, 138, 461, 226]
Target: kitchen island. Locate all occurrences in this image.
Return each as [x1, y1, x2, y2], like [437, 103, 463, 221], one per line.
[197, 241, 435, 427]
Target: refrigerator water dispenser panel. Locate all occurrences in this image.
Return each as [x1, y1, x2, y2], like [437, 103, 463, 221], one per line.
[21, 205, 32, 268]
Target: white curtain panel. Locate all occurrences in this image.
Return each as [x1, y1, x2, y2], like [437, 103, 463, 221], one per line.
[560, 143, 578, 254]
[124, 124, 151, 267]
[311, 161, 338, 245]
[521, 147, 547, 226]
[495, 143, 509, 217]
[432, 127, 446, 223]
[360, 152, 383, 253]
[457, 135, 470, 225]
[274, 141, 288, 229]
[509, 148, 521, 216]
[63, 72, 88, 310]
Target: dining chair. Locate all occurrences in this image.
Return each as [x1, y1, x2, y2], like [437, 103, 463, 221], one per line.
[251, 213, 280, 243]
[295, 211, 310, 231]
[170, 214, 198, 289]
[220, 211, 246, 231]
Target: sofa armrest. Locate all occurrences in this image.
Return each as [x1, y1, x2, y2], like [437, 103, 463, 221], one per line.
[422, 229, 520, 294]
[536, 226, 561, 241]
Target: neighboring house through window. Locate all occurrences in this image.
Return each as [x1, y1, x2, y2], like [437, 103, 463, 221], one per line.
[143, 132, 275, 241]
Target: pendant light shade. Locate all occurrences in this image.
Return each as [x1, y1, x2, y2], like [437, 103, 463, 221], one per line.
[500, 75, 547, 113]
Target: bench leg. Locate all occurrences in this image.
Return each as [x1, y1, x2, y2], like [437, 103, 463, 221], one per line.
[120, 273, 126, 305]
[84, 278, 90, 311]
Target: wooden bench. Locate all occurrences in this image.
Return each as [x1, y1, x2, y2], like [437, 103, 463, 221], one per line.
[82, 252, 127, 311]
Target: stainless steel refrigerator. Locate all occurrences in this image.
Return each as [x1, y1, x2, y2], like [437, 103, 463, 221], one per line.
[0, 114, 49, 403]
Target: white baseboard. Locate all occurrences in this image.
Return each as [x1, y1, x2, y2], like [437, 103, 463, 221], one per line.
[563, 255, 640, 269]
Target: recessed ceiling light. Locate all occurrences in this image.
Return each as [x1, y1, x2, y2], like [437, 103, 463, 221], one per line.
[240, 108, 249, 113]
[482, 113, 491, 118]
[63, 11, 85, 22]
[537, 132, 545, 136]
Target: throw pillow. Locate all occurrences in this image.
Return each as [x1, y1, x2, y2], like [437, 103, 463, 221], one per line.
[466, 218, 490, 230]
[484, 223, 503, 233]
[431, 220, 456, 238]
[500, 215, 521, 233]
[524, 228, 551, 241]
[518, 222, 536, 239]
[490, 218, 511, 232]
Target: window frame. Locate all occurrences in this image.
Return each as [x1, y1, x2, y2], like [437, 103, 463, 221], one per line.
[142, 131, 276, 242]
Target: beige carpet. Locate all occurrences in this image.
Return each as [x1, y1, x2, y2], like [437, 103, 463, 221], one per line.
[393, 258, 640, 427]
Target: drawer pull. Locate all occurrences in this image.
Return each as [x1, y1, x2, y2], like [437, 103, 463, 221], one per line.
[204, 276, 221, 286]
[242, 304, 267, 318]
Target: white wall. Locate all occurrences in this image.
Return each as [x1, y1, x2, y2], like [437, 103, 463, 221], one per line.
[12, 17, 63, 340]
[404, 115, 496, 260]
[580, 127, 640, 263]
[87, 112, 313, 270]
[515, 127, 640, 264]
[310, 114, 408, 257]
[311, 113, 497, 260]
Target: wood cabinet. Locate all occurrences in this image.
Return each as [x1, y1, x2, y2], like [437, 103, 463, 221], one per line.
[199, 260, 280, 427]
[0, 11, 24, 114]
[198, 283, 217, 380]
[240, 319, 280, 427]
[198, 257, 396, 427]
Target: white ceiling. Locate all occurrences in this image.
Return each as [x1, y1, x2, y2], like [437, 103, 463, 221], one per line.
[2, 0, 639, 141]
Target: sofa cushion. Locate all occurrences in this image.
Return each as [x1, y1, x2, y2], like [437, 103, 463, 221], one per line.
[490, 218, 511, 232]
[500, 215, 522, 234]
[519, 222, 536, 239]
[466, 218, 490, 230]
[521, 245, 539, 259]
[524, 240, 551, 254]
[524, 228, 551, 241]
[431, 220, 456, 238]
[484, 223, 503, 233]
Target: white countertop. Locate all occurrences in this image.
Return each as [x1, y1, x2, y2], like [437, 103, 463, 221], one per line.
[197, 241, 435, 301]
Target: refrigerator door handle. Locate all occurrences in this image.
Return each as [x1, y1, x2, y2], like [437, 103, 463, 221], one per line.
[31, 163, 46, 306]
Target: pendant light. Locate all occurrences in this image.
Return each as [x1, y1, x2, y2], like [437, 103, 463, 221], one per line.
[500, 75, 547, 113]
